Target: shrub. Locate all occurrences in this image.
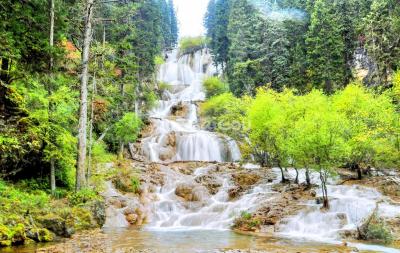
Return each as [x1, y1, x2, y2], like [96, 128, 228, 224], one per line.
[179, 36, 208, 53]
[68, 188, 99, 206]
[203, 77, 229, 98]
[130, 177, 141, 194]
[365, 216, 393, 244]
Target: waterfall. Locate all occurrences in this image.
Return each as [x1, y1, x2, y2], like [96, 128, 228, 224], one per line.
[141, 49, 241, 162]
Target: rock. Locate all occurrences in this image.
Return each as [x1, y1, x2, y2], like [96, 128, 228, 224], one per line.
[38, 214, 68, 237]
[89, 200, 106, 227]
[108, 198, 123, 208]
[228, 186, 244, 199]
[194, 174, 222, 195]
[232, 172, 260, 187]
[126, 214, 138, 224]
[0, 224, 11, 247]
[11, 223, 26, 245]
[175, 183, 208, 202]
[26, 228, 54, 242]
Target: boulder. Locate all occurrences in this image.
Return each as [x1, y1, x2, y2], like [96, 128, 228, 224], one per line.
[38, 214, 68, 237]
[126, 214, 138, 224]
[194, 174, 222, 195]
[232, 172, 260, 187]
[175, 183, 208, 202]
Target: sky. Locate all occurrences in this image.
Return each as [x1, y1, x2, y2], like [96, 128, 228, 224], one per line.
[173, 0, 210, 38]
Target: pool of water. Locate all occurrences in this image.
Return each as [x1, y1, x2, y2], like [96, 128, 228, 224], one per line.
[4, 228, 400, 253]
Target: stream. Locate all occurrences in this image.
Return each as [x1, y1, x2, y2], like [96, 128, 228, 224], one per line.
[102, 49, 400, 253]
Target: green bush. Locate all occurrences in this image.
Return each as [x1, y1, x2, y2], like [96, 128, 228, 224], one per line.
[68, 188, 99, 206]
[130, 177, 141, 193]
[365, 217, 393, 244]
[203, 77, 229, 98]
[179, 36, 209, 53]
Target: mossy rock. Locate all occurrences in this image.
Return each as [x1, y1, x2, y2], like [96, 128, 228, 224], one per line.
[26, 228, 54, 242]
[11, 223, 26, 245]
[0, 224, 12, 247]
[70, 207, 95, 230]
[37, 213, 69, 237]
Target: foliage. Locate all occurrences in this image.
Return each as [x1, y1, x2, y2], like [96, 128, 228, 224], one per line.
[67, 188, 100, 206]
[203, 77, 229, 98]
[201, 93, 248, 140]
[232, 211, 260, 231]
[364, 215, 394, 244]
[204, 0, 400, 95]
[179, 37, 209, 53]
[114, 112, 142, 144]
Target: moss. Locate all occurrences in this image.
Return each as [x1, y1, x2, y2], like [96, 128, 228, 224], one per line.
[232, 211, 261, 232]
[37, 228, 54, 242]
[70, 207, 94, 231]
[0, 224, 12, 247]
[10, 223, 26, 245]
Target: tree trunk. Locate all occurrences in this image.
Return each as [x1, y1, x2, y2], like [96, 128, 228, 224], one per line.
[278, 164, 287, 183]
[320, 170, 329, 209]
[50, 158, 56, 195]
[119, 141, 124, 159]
[294, 168, 299, 184]
[87, 74, 96, 182]
[76, 0, 94, 191]
[305, 168, 311, 187]
[0, 58, 10, 83]
[356, 163, 362, 180]
[49, 0, 56, 194]
[49, 0, 54, 70]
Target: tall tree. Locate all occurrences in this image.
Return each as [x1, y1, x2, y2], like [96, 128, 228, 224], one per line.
[168, 0, 178, 47]
[306, 0, 346, 93]
[363, 0, 400, 86]
[77, 0, 95, 191]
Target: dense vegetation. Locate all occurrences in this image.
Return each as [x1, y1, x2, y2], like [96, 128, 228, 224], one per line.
[0, 0, 178, 190]
[205, 0, 400, 96]
[0, 0, 177, 247]
[202, 80, 400, 208]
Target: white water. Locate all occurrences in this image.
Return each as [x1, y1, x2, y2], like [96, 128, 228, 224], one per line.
[141, 49, 241, 162]
[146, 165, 278, 230]
[104, 48, 400, 252]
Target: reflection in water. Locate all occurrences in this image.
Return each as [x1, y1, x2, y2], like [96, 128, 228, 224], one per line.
[102, 228, 368, 253]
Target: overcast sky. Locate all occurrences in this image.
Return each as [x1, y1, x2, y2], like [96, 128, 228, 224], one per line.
[173, 0, 210, 38]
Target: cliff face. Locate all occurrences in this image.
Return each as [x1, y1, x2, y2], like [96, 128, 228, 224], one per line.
[352, 47, 380, 87]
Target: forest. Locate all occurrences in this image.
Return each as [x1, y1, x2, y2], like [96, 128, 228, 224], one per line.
[0, 0, 400, 252]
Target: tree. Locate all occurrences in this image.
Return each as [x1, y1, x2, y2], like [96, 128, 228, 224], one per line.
[306, 0, 346, 93]
[248, 89, 296, 183]
[76, 0, 95, 191]
[114, 112, 142, 157]
[363, 0, 400, 86]
[292, 90, 347, 208]
[168, 0, 178, 47]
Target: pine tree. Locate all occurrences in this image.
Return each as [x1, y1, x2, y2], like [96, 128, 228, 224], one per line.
[364, 0, 400, 85]
[168, 0, 178, 47]
[306, 0, 346, 93]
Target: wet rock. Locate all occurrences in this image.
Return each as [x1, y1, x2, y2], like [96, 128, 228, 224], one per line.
[175, 183, 209, 202]
[89, 200, 106, 227]
[170, 102, 188, 117]
[26, 228, 54, 242]
[228, 186, 244, 199]
[194, 174, 222, 195]
[232, 172, 260, 187]
[38, 214, 69, 237]
[126, 214, 138, 224]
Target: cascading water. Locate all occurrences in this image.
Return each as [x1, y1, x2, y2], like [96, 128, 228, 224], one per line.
[146, 164, 278, 230]
[141, 49, 241, 163]
[103, 48, 400, 253]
